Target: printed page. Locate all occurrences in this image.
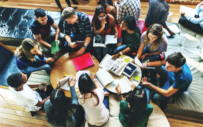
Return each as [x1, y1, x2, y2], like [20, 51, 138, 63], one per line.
[93, 35, 106, 47]
[105, 35, 117, 45]
[96, 68, 114, 87]
[59, 74, 72, 87]
[75, 70, 90, 88]
[99, 54, 115, 71]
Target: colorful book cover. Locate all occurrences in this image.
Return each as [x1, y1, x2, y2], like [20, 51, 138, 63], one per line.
[51, 41, 59, 54]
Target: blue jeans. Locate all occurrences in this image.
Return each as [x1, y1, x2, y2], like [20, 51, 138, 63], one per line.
[103, 89, 109, 110]
[21, 56, 51, 75]
[55, 0, 71, 8]
[151, 66, 183, 102]
[64, 32, 93, 53]
[137, 85, 150, 104]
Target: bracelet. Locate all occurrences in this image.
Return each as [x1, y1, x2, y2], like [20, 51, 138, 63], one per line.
[119, 52, 123, 56]
[150, 83, 153, 88]
[93, 79, 97, 82]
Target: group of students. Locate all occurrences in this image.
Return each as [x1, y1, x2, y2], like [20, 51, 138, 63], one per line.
[6, 1, 194, 127]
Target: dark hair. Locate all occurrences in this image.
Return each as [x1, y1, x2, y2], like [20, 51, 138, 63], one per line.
[122, 88, 147, 127]
[166, 52, 186, 68]
[35, 8, 46, 18]
[46, 89, 74, 126]
[7, 72, 23, 88]
[78, 73, 99, 106]
[92, 5, 110, 31]
[122, 15, 141, 37]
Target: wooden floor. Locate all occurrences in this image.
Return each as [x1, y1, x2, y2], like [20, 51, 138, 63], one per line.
[0, 0, 203, 127]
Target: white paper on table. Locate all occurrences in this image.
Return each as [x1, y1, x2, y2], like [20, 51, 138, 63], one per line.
[75, 70, 90, 88]
[115, 76, 132, 93]
[99, 54, 115, 71]
[59, 74, 72, 91]
[96, 68, 114, 87]
[134, 57, 155, 69]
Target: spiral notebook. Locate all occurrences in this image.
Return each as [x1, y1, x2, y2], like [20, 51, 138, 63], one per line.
[72, 53, 94, 71]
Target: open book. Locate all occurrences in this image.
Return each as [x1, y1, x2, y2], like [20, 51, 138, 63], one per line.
[96, 68, 114, 87]
[93, 35, 117, 47]
[59, 74, 72, 91]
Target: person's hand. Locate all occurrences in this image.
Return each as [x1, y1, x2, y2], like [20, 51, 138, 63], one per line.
[131, 84, 137, 91]
[76, 47, 85, 56]
[101, 21, 107, 29]
[114, 32, 118, 39]
[180, 11, 186, 16]
[116, 84, 121, 94]
[56, 81, 61, 89]
[142, 63, 147, 68]
[46, 57, 55, 63]
[39, 83, 47, 92]
[35, 49, 42, 56]
[112, 53, 120, 60]
[70, 42, 77, 48]
[56, 40, 60, 45]
[104, 92, 110, 96]
[141, 77, 151, 87]
[90, 73, 96, 80]
[131, 59, 135, 63]
[141, 54, 147, 61]
[68, 77, 76, 87]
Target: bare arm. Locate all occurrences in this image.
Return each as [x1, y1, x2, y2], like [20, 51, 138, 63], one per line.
[36, 96, 50, 106]
[65, 35, 72, 45]
[136, 43, 145, 59]
[34, 34, 51, 48]
[147, 59, 166, 67]
[144, 51, 162, 56]
[92, 21, 105, 35]
[51, 23, 60, 41]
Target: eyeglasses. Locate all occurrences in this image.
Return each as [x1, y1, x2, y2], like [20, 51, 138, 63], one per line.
[98, 15, 107, 20]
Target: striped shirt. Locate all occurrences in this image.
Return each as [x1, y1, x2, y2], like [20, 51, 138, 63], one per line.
[118, 0, 141, 24]
[63, 11, 92, 37]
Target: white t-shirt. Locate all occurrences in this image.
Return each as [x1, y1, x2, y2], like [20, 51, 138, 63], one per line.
[9, 83, 42, 111]
[78, 88, 109, 126]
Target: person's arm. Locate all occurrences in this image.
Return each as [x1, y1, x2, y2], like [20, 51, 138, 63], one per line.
[113, 47, 131, 59]
[51, 23, 60, 45]
[34, 34, 51, 48]
[92, 20, 105, 35]
[141, 51, 162, 61]
[116, 84, 123, 101]
[136, 42, 145, 59]
[36, 96, 50, 106]
[69, 78, 78, 106]
[141, 77, 178, 97]
[143, 59, 166, 67]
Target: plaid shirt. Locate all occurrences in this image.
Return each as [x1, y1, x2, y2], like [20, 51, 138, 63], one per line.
[63, 11, 92, 37]
[118, 0, 141, 24]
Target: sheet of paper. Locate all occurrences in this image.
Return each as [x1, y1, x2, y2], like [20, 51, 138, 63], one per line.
[59, 74, 72, 87]
[60, 82, 70, 91]
[179, 5, 196, 16]
[99, 54, 115, 71]
[115, 76, 132, 93]
[134, 57, 143, 67]
[163, 28, 170, 37]
[75, 70, 90, 88]
[168, 24, 180, 34]
[96, 68, 114, 87]
[105, 35, 117, 45]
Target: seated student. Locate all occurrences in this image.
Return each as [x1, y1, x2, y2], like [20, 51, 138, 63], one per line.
[15, 38, 54, 75]
[145, 0, 175, 36]
[31, 8, 65, 56]
[116, 85, 153, 127]
[180, 1, 203, 29]
[117, 0, 141, 24]
[61, 7, 92, 56]
[92, 5, 118, 61]
[78, 73, 109, 127]
[44, 77, 84, 127]
[7, 72, 53, 116]
[141, 52, 192, 110]
[134, 23, 167, 63]
[112, 15, 141, 59]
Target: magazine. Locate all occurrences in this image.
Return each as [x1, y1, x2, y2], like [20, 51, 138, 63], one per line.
[93, 35, 117, 47]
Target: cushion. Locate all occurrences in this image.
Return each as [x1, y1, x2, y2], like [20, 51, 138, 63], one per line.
[165, 23, 203, 113]
[179, 16, 203, 34]
[137, 20, 148, 35]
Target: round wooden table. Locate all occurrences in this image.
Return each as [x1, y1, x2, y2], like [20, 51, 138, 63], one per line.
[50, 52, 100, 97]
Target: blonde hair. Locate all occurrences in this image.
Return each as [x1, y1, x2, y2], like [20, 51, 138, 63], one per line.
[15, 38, 42, 61]
[144, 24, 164, 50]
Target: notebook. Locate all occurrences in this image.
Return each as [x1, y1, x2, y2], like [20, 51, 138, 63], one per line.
[72, 53, 94, 71]
[51, 41, 59, 54]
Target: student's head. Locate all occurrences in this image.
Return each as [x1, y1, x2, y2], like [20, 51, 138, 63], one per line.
[165, 52, 186, 72]
[93, 5, 110, 31]
[35, 8, 48, 26]
[15, 38, 41, 61]
[120, 15, 136, 31]
[46, 89, 73, 126]
[61, 7, 77, 24]
[78, 73, 99, 106]
[146, 23, 164, 44]
[7, 72, 27, 89]
[122, 88, 147, 126]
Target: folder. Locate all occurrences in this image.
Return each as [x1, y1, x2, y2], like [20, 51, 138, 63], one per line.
[51, 41, 59, 54]
[72, 53, 95, 71]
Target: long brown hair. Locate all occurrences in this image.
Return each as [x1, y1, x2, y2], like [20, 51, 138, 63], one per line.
[144, 24, 164, 50]
[15, 38, 42, 61]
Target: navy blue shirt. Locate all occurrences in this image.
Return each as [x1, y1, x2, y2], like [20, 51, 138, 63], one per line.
[168, 64, 192, 92]
[31, 15, 54, 39]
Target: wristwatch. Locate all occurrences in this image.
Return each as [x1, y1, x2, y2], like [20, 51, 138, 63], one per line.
[84, 45, 87, 49]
